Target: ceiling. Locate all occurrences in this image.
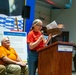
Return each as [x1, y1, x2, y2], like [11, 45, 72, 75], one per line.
[36, 0, 72, 9]
[36, 0, 52, 8]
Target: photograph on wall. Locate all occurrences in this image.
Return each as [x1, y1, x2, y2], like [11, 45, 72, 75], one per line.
[0, 0, 25, 16]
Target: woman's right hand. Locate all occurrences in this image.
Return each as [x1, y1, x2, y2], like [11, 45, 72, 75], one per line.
[39, 35, 44, 41]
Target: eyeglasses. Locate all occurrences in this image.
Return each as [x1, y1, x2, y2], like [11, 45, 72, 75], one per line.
[37, 24, 43, 27]
[4, 40, 10, 43]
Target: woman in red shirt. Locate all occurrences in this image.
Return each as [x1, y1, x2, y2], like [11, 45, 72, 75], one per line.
[27, 19, 52, 75]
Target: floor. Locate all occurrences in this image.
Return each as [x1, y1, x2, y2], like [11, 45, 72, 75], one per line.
[72, 73, 76, 75]
[72, 71, 76, 75]
[35, 72, 76, 75]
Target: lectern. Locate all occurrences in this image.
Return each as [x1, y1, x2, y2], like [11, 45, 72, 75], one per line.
[38, 41, 73, 75]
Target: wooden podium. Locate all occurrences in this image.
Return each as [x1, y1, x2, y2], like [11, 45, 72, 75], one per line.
[38, 41, 73, 75]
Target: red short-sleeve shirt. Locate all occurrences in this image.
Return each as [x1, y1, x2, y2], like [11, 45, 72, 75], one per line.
[27, 30, 45, 50]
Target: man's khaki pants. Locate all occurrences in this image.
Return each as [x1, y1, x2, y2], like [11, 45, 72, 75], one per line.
[0, 65, 6, 75]
[5, 64, 28, 75]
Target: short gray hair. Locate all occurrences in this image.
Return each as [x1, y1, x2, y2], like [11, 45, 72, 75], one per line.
[32, 19, 43, 26]
[30, 19, 43, 30]
[1, 37, 9, 45]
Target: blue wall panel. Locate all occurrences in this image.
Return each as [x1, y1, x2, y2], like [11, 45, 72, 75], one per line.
[25, 0, 36, 33]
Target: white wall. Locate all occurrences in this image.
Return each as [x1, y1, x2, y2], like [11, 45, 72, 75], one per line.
[51, 0, 76, 43]
[35, 2, 52, 26]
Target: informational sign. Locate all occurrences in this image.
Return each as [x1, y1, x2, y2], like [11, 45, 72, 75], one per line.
[58, 44, 73, 52]
[3, 31, 27, 61]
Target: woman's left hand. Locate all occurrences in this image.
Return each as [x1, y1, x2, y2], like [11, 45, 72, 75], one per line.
[48, 34, 52, 41]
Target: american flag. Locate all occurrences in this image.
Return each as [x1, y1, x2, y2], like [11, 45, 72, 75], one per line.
[0, 14, 23, 31]
[0, 14, 7, 27]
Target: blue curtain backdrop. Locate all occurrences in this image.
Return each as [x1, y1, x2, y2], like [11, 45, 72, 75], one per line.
[25, 0, 36, 33]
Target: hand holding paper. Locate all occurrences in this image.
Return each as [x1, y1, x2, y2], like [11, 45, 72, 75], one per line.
[46, 21, 62, 37]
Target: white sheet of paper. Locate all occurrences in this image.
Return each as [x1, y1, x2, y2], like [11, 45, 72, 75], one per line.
[46, 21, 58, 30]
[46, 21, 60, 38]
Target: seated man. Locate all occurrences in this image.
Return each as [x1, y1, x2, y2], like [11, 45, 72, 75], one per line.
[0, 65, 6, 75]
[0, 37, 28, 75]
